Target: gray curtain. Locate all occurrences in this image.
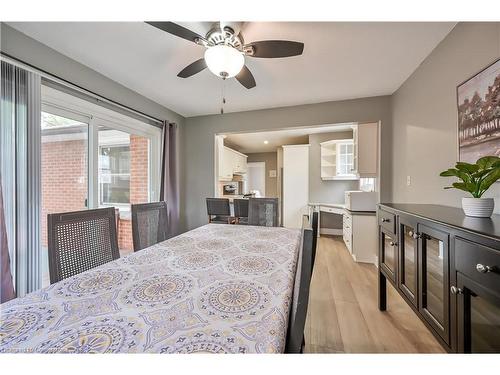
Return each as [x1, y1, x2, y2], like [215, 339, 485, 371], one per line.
[0, 171, 15, 303]
[0, 61, 41, 296]
[159, 121, 179, 238]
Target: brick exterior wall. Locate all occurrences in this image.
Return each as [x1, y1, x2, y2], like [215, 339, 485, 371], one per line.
[41, 134, 149, 253]
[41, 139, 88, 247]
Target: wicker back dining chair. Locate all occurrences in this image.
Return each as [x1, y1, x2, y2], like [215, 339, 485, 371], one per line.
[206, 198, 232, 224]
[47, 207, 120, 284]
[285, 215, 314, 353]
[233, 198, 249, 225]
[248, 197, 279, 227]
[131, 201, 168, 252]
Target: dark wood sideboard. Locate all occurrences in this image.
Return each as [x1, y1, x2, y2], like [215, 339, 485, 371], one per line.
[377, 203, 500, 353]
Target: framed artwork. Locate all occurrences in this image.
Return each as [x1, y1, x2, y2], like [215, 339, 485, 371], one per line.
[457, 58, 500, 163]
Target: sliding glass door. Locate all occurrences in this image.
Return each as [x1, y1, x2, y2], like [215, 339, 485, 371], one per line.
[40, 108, 89, 286]
[39, 86, 161, 287]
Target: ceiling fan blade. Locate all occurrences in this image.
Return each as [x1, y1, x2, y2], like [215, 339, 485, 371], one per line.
[245, 40, 304, 58]
[236, 65, 256, 89]
[146, 22, 205, 44]
[177, 58, 207, 78]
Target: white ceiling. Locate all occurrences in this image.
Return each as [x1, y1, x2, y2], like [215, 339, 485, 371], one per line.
[7, 22, 455, 117]
[224, 123, 354, 153]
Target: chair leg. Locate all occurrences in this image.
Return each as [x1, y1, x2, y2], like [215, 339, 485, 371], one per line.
[208, 215, 212, 223]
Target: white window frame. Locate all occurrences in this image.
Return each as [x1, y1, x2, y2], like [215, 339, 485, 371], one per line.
[335, 139, 356, 178]
[41, 85, 162, 216]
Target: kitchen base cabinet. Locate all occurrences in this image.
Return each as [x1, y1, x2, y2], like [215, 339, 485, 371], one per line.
[378, 203, 500, 353]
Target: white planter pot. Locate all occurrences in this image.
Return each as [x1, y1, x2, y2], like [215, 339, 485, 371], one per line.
[462, 197, 495, 218]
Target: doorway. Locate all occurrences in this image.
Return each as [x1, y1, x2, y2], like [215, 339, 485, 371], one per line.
[247, 162, 266, 197]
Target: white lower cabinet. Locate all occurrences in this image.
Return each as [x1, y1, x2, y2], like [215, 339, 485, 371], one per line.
[343, 211, 377, 265]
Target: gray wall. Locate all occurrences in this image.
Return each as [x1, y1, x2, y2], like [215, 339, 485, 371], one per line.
[184, 95, 392, 230]
[0, 23, 187, 226]
[308, 131, 359, 204]
[391, 22, 500, 211]
[246, 152, 278, 197]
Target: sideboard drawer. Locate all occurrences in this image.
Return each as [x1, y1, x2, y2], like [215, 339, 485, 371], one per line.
[378, 209, 396, 235]
[455, 237, 500, 293]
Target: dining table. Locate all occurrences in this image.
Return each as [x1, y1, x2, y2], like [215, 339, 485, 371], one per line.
[0, 223, 301, 353]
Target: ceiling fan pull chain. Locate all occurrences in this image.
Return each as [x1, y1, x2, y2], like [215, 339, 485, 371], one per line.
[220, 79, 226, 114]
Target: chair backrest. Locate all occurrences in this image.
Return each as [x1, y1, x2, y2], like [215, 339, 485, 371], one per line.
[206, 198, 230, 217]
[311, 211, 318, 272]
[248, 198, 279, 227]
[233, 198, 249, 219]
[131, 201, 168, 252]
[47, 207, 119, 284]
[286, 215, 313, 353]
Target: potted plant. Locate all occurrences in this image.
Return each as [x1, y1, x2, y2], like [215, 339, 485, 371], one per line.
[440, 156, 500, 217]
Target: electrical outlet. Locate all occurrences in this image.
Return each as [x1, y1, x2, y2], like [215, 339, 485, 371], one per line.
[407, 175, 411, 186]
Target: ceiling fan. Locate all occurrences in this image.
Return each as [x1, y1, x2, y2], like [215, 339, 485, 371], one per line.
[146, 21, 304, 89]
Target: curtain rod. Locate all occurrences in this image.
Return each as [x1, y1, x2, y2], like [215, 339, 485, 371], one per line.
[0, 52, 165, 127]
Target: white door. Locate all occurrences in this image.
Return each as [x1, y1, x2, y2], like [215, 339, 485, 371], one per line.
[247, 162, 266, 197]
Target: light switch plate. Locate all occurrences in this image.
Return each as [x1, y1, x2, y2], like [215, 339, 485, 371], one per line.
[407, 175, 411, 186]
[269, 170, 277, 178]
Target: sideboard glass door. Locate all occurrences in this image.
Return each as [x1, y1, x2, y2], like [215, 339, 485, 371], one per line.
[398, 216, 418, 307]
[418, 223, 450, 344]
[457, 273, 500, 353]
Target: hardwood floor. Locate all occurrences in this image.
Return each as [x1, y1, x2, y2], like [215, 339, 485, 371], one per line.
[304, 235, 445, 353]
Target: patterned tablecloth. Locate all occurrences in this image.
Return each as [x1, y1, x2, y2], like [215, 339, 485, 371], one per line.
[0, 224, 301, 353]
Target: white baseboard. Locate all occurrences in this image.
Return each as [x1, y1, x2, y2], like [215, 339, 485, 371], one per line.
[320, 228, 343, 235]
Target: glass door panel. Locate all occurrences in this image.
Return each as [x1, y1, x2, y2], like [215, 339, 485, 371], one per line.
[457, 273, 500, 353]
[399, 218, 418, 306]
[41, 110, 89, 287]
[97, 125, 150, 255]
[471, 293, 500, 352]
[419, 223, 449, 344]
[425, 235, 445, 324]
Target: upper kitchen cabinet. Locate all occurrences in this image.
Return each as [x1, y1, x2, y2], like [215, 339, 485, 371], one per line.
[217, 137, 248, 181]
[233, 151, 247, 174]
[356, 122, 379, 178]
[319, 122, 378, 180]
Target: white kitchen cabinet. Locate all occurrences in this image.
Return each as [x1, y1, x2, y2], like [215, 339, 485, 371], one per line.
[221, 147, 235, 180]
[218, 145, 248, 181]
[343, 210, 378, 265]
[356, 122, 378, 178]
[282, 144, 310, 229]
[233, 152, 247, 174]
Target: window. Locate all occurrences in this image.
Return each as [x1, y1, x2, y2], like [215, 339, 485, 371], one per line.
[336, 140, 355, 176]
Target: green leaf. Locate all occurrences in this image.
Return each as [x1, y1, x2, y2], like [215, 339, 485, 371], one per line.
[455, 162, 479, 173]
[479, 168, 500, 196]
[477, 156, 500, 169]
[452, 182, 476, 195]
[440, 169, 460, 177]
[472, 168, 494, 179]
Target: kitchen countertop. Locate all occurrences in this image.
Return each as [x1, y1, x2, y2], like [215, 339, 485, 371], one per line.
[308, 202, 346, 209]
[308, 202, 375, 215]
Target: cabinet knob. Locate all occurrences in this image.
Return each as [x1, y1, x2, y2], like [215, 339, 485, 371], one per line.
[382, 218, 390, 223]
[450, 286, 463, 295]
[389, 241, 397, 247]
[476, 264, 492, 274]
[408, 231, 421, 239]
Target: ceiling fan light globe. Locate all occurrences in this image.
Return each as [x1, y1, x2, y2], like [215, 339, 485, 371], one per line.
[204, 45, 244, 78]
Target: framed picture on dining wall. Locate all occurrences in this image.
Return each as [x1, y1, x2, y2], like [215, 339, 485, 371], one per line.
[457, 58, 500, 163]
